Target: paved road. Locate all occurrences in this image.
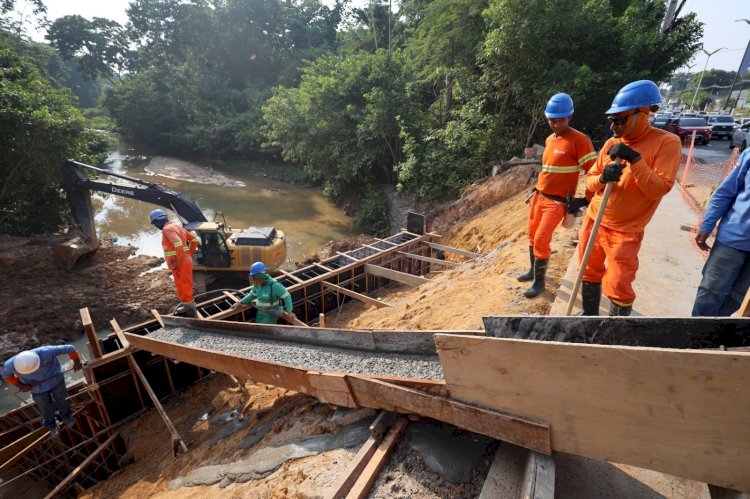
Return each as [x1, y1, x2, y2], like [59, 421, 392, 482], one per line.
[688, 139, 735, 164]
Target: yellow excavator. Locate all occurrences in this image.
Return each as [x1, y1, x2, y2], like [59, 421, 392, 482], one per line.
[57, 160, 287, 287]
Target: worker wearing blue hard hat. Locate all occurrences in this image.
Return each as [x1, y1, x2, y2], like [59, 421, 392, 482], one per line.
[518, 92, 596, 298]
[231, 261, 296, 324]
[575, 80, 681, 316]
[149, 209, 201, 317]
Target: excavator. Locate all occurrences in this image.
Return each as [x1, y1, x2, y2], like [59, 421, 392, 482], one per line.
[56, 160, 287, 288]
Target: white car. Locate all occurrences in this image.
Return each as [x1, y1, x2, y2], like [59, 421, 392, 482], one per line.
[731, 121, 750, 151]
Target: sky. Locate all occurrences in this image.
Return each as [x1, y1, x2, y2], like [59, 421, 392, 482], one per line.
[23, 0, 750, 73]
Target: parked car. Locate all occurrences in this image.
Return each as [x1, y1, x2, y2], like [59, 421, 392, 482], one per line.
[732, 122, 750, 151]
[667, 117, 712, 145]
[653, 115, 670, 130]
[707, 115, 737, 140]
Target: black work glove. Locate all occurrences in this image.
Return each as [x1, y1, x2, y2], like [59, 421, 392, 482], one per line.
[566, 197, 589, 214]
[599, 162, 624, 183]
[18, 382, 32, 392]
[608, 143, 641, 164]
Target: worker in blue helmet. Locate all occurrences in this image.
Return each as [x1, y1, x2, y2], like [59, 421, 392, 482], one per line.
[231, 261, 295, 324]
[575, 80, 681, 316]
[518, 93, 596, 299]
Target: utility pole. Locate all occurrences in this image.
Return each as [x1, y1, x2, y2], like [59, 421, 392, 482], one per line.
[690, 48, 726, 110]
[660, 0, 680, 35]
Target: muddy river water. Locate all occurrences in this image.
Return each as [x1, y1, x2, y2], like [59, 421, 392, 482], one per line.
[92, 152, 355, 265]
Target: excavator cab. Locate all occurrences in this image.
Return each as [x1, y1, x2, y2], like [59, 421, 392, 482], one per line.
[188, 223, 231, 268]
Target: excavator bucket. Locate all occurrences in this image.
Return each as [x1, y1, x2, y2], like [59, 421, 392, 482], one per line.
[54, 237, 98, 271]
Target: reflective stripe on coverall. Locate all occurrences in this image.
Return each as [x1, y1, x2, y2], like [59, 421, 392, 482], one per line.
[528, 127, 596, 260]
[579, 111, 681, 306]
[239, 275, 293, 324]
[162, 222, 200, 303]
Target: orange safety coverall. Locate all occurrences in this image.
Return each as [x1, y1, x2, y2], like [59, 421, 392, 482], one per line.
[578, 114, 681, 305]
[162, 222, 200, 303]
[527, 127, 596, 260]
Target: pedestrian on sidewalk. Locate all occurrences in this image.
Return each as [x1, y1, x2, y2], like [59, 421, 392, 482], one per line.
[149, 209, 200, 317]
[518, 93, 597, 298]
[691, 148, 750, 317]
[2, 346, 83, 436]
[231, 261, 296, 324]
[577, 80, 681, 316]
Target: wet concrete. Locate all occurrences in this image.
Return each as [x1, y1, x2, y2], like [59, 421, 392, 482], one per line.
[169, 418, 374, 490]
[404, 420, 495, 484]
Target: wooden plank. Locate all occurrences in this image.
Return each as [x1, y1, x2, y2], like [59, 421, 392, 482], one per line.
[345, 418, 408, 499]
[279, 268, 305, 283]
[396, 251, 459, 267]
[483, 315, 750, 349]
[125, 332, 318, 395]
[322, 281, 391, 309]
[425, 241, 481, 259]
[373, 238, 397, 246]
[314, 262, 334, 272]
[110, 319, 130, 349]
[435, 334, 750, 491]
[308, 372, 356, 408]
[151, 309, 164, 327]
[328, 435, 381, 499]
[363, 264, 429, 287]
[79, 307, 103, 358]
[346, 376, 551, 454]
[43, 431, 120, 499]
[738, 286, 750, 317]
[223, 291, 241, 303]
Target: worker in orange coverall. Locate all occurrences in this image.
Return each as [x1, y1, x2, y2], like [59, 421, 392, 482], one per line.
[149, 209, 200, 317]
[517, 93, 596, 298]
[577, 80, 681, 316]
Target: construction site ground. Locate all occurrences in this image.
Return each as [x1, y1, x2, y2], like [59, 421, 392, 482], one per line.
[1, 162, 714, 498]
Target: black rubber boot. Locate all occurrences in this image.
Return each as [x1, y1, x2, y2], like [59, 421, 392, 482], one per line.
[580, 281, 601, 316]
[175, 301, 198, 318]
[522, 259, 548, 298]
[517, 246, 535, 282]
[608, 302, 632, 316]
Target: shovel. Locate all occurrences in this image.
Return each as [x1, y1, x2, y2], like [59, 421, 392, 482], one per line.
[565, 159, 621, 316]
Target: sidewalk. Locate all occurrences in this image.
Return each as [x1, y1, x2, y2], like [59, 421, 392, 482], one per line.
[550, 185, 706, 316]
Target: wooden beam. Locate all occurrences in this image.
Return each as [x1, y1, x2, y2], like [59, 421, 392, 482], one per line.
[329, 435, 381, 499]
[314, 262, 334, 272]
[425, 241, 481, 258]
[396, 251, 459, 267]
[363, 264, 429, 287]
[322, 281, 391, 309]
[435, 334, 750, 491]
[115, 319, 187, 456]
[373, 238, 397, 246]
[79, 308, 103, 359]
[345, 418, 408, 499]
[110, 319, 130, 349]
[479, 443, 554, 499]
[43, 431, 120, 499]
[223, 291, 241, 303]
[337, 252, 359, 262]
[738, 286, 750, 317]
[151, 309, 164, 327]
[346, 376, 551, 454]
[278, 268, 305, 283]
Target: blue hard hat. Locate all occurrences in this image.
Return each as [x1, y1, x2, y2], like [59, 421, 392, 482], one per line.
[545, 93, 574, 119]
[149, 209, 167, 223]
[249, 261, 267, 276]
[605, 80, 661, 114]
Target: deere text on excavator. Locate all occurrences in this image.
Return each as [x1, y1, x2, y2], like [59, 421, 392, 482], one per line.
[57, 160, 287, 288]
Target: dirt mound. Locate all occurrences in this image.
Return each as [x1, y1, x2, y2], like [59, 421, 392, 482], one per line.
[0, 236, 176, 359]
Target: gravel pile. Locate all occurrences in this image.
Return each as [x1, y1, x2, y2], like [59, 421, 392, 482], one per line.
[149, 327, 444, 380]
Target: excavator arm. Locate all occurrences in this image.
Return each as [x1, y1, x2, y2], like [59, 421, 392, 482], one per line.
[56, 160, 209, 269]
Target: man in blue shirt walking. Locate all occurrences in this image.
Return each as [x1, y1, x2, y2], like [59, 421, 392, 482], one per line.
[2, 345, 83, 436]
[692, 148, 750, 316]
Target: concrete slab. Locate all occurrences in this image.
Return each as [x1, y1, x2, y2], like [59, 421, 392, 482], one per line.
[550, 186, 705, 316]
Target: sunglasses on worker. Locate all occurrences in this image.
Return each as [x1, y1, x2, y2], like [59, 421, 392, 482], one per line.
[607, 110, 640, 125]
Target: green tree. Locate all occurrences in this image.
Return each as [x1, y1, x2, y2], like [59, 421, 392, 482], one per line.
[46, 15, 131, 83]
[0, 38, 108, 234]
[263, 50, 422, 201]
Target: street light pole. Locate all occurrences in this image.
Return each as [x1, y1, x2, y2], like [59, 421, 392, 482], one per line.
[690, 48, 727, 110]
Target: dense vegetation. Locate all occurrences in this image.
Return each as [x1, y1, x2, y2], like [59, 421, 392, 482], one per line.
[1, 0, 702, 235]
